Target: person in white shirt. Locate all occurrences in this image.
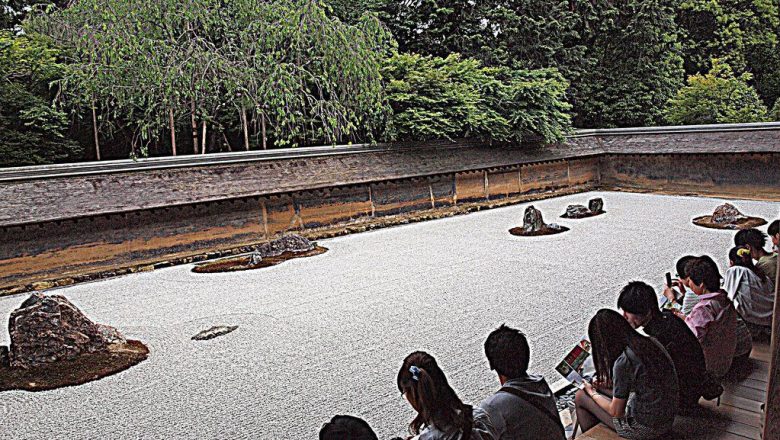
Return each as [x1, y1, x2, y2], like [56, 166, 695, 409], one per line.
[723, 246, 775, 335]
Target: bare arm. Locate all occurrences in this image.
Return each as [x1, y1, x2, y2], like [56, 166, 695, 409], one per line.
[583, 382, 627, 418]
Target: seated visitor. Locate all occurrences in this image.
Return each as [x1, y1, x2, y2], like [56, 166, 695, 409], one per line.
[735, 228, 778, 286]
[683, 257, 739, 378]
[617, 281, 707, 409]
[770, 219, 779, 261]
[320, 415, 378, 440]
[574, 309, 678, 439]
[479, 324, 565, 440]
[662, 255, 700, 315]
[692, 255, 753, 363]
[397, 351, 496, 440]
[723, 246, 775, 332]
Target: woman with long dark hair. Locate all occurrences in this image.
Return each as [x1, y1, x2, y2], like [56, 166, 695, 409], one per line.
[397, 351, 496, 440]
[574, 309, 678, 439]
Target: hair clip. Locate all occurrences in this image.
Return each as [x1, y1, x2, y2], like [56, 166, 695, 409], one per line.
[737, 248, 751, 258]
[409, 365, 421, 382]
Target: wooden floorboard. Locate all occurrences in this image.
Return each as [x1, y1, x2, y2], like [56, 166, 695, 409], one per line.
[577, 342, 769, 440]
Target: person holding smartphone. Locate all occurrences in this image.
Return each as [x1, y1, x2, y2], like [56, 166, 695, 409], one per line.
[574, 309, 678, 439]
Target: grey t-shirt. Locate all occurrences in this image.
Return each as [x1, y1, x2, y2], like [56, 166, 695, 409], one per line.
[612, 344, 678, 429]
[479, 375, 565, 440]
[415, 406, 497, 440]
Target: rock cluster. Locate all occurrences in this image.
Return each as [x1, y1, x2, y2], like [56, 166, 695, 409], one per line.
[7, 293, 126, 369]
[563, 198, 605, 219]
[711, 203, 747, 225]
[255, 234, 315, 258]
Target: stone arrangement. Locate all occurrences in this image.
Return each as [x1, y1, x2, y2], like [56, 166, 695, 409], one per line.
[693, 203, 767, 230]
[1, 293, 148, 391]
[193, 234, 327, 273]
[561, 197, 606, 219]
[509, 205, 569, 237]
[8, 293, 126, 369]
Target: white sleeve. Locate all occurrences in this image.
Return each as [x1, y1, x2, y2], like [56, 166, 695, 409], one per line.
[723, 268, 743, 300]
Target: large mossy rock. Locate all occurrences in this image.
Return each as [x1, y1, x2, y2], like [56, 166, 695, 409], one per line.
[8, 293, 126, 369]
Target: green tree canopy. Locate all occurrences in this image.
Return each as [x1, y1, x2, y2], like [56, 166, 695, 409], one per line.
[0, 31, 83, 166]
[29, 0, 391, 156]
[678, 0, 780, 107]
[664, 59, 768, 125]
[382, 52, 571, 143]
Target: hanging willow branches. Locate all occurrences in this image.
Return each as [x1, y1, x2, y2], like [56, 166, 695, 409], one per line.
[27, 0, 389, 155]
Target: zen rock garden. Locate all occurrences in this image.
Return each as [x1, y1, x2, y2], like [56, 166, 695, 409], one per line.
[0, 293, 148, 392]
[692, 203, 767, 229]
[192, 234, 327, 273]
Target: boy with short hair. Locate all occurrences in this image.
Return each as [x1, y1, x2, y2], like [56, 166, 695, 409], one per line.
[618, 281, 707, 409]
[480, 324, 565, 440]
[319, 415, 378, 440]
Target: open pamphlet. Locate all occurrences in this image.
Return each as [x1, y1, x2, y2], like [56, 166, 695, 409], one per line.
[555, 339, 591, 389]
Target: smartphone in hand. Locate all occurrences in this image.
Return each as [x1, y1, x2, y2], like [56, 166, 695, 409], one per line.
[665, 272, 673, 288]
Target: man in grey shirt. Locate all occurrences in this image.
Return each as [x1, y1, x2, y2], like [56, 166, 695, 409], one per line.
[479, 325, 566, 440]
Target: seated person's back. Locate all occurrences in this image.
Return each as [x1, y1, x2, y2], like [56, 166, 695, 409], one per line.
[618, 281, 707, 409]
[479, 325, 565, 440]
[684, 257, 738, 378]
[724, 246, 775, 327]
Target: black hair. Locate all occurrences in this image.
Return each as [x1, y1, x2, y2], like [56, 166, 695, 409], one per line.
[397, 351, 473, 436]
[617, 281, 659, 317]
[319, 415, 378, 440]
[734, 228, 767, 249]
[729, 246, 767, 281]
[484, 324, 530, 379]
[676, 255, 697, 278]
[769, 220, 779, 237]
[686, 257, 721, 292]
[588, 309, 670, 387]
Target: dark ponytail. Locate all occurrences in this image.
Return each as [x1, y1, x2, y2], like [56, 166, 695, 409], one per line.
[397, 351, 473, 436]
[729, 246, 767, 281]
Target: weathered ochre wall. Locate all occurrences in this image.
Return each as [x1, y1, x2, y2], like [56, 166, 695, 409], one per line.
[600, 153, 780, 201]
[0, 158, 599, 290]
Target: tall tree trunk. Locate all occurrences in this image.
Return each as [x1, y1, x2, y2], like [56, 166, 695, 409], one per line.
[169, 107, 177, 156]
[190, 99, 198, 154]
[222, 132, 233, 152]
[201, 120, 207, 155]
[261, 110, 267, 150]
[241, 107, 250, 151]
[91, 104, 101, 161]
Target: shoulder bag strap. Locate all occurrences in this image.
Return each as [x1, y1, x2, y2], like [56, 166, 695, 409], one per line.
[499, 387, 566, 439]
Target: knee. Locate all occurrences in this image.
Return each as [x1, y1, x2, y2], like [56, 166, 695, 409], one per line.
[574, 388, 589, 407]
